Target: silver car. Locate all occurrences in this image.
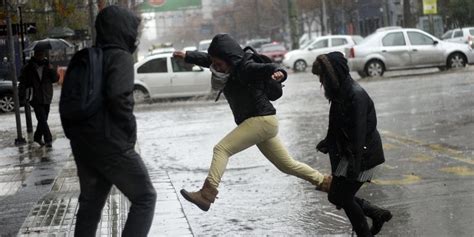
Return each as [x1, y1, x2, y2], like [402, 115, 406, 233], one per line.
[349, 27, 474, 77]
[442, 27, 474, 47]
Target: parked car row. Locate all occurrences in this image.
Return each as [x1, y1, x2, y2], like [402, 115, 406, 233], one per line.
[132, 26, 474, 104]
[282, 35, 363, 72]
[349, 27, 474, 77]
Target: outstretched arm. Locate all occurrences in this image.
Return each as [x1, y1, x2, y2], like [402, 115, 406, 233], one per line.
[173, 51, 212, 68]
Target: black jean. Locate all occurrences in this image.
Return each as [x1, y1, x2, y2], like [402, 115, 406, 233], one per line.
[32, 104, 52, 143]
[328, 176, 373, 237]
[71, 143, 157, 237]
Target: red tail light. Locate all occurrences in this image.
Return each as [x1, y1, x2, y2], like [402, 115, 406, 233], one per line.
[349, 48, 355, 58]
[468, 35, 473, 48]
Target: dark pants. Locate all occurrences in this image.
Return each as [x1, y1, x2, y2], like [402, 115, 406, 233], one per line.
[32, 104, 52, 143]
[71, 143, 157, 237]
[328, 176, 372, 237]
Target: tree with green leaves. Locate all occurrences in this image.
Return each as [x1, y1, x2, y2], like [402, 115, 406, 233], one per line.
[448, 0, 474, 27]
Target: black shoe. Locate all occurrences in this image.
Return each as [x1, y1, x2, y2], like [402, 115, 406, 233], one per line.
[371, 209, 392, 235]
[356, 198, 392, 235]
[45, 142, 52, 148]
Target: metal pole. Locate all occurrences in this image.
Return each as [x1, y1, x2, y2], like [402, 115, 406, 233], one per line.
[18, 6, 32, 133]
[4, 0, 26, 145]
[320, 0, 326, 35]
[88, 0, 96, 46]
[287, 0, 299, 50]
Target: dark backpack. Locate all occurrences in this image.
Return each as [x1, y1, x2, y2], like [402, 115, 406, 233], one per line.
[242, 46, 285, 101]
[59, 47, 104, 121]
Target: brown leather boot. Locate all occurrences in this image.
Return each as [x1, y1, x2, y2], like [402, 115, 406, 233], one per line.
[180, 179, 218, 211]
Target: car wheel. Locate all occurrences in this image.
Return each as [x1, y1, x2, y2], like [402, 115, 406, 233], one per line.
[365, 60, 385, 77]
[447, 53, 467, 69]
[293, 60, 307, 72]
[133, 86, 150, 104]
[357, 71, 368, 78]
[0, 94, 14, 113]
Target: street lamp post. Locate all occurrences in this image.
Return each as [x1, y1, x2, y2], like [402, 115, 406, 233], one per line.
[3, 0, 26, 145]
[17, 6, 33, 133]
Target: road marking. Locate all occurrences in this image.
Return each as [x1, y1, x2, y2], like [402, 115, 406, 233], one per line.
[411, 153, 434, 163]
[440, 166, 474, 176]
[383, 143, 397, 150]
[380, 130, 474, 165]
[372, 174, 421, 185]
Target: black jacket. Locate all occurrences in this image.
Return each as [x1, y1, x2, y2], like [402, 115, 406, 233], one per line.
[65, 6, 141, 155]
[318, 79, 385, 177]
[19, 59, 58, 105]
[185, 34, 286, 124]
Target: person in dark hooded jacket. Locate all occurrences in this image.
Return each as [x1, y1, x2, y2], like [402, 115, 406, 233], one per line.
[174, 34, 331, 212]
[63, 6, 156, 237]
[19, 49, 58, 147]
[313, 52, 392, 236]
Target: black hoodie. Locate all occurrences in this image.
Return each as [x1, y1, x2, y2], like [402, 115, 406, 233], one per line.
[185, 34, 286, 124]
[66, 5, 141, 155]
[316, 52, 385, 178]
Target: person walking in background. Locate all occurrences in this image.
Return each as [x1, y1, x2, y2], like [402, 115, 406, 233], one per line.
[312, 52, 392, 236]
[173, 34, 332, 212]
[60, 6, 156, 237]
[19, 49, 58, 147]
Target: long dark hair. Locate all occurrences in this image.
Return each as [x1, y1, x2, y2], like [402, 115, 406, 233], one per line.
[312, 52, 351, 101]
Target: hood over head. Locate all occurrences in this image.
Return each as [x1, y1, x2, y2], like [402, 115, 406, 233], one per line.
[312, 52, 352, 100]
[95, 5, 141, 53]
[207, 34, 244, 67]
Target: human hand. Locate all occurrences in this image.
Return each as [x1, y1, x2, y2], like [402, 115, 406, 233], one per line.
[173, 51, 186, 59]
[316, 175, 332, 193]
[271, 70, 285, 81]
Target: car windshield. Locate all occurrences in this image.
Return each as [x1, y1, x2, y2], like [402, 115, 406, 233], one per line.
[359, 32, 379, 45]
[470, 29, 474, 36]
[352, 36, 364, 44]
[441, 31, 452, 40]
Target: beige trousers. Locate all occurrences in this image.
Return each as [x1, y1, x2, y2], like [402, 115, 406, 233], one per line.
[207, 115, 324, 188]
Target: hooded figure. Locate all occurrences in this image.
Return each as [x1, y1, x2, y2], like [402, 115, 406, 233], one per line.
[65, 6, 156, 237]
[18, 49, 58, 147]
[313, 52, 392, 236]
[174, 34, 331, 212]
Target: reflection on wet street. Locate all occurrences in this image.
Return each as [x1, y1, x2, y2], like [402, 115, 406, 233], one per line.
[135, 68, 474, 236]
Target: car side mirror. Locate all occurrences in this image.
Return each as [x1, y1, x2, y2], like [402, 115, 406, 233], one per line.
[192, 65, 203, 72]
[433, 40, 439, 45]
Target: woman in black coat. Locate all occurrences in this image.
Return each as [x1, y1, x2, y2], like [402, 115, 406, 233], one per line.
[313, 52, 392, 236]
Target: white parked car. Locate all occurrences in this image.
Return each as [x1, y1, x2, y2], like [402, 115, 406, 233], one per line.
[441, 27, 474, 47]
[133, 53, 212, 102]
[183, 46, 197, 52]
[198, 39, 212, 52]
[282, 35, 363, 72]
[349, 27, 474, 77]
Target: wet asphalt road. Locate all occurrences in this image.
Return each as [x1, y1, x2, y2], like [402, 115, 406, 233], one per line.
[0, 67, 472, 236]
[134, 67, 474, 236]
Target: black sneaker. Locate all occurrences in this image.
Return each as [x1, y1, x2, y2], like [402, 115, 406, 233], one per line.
[45, 142, 52, 148]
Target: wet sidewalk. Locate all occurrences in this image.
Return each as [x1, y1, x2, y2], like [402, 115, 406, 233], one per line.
[0, 134, 192, 236]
